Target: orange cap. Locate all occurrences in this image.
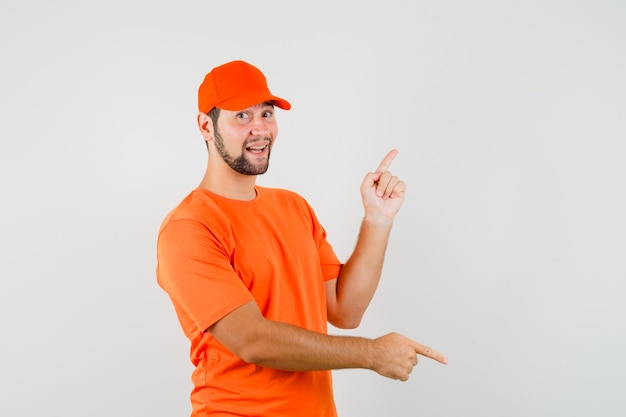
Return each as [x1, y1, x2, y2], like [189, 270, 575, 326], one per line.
[197, 60, 291, 113]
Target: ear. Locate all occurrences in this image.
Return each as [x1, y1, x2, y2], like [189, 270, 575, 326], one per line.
[197, 112, 213, 143]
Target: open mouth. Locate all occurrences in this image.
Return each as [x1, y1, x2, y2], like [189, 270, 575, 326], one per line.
[246, 143, 268, 154]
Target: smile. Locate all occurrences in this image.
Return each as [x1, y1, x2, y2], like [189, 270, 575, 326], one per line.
[246, 143, 268, 154]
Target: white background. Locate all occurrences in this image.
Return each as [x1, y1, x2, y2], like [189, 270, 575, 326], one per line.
[1, 1, 625, 416]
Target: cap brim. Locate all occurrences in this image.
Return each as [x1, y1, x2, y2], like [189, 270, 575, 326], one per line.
[217, 91, 291, 111]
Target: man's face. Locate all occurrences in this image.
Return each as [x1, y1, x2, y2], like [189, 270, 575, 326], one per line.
[212, 102, 278, 176]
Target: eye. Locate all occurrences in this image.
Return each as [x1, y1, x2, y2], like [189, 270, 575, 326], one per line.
[263, 110, 274, 118]
[236, 112, 250, 120]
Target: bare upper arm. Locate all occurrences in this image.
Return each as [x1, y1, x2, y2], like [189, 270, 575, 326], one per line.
[325, 278, 342, 327]
[325, 277, 364, 329]
[206, 300, 265, 357]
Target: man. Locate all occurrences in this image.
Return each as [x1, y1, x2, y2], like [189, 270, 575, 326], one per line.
[156, 60, 447, 417]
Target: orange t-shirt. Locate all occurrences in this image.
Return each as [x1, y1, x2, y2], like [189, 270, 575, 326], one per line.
[156, 186, 342, 417]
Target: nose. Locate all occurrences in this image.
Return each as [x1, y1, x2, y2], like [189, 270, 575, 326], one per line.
[250, 117, 270, 137]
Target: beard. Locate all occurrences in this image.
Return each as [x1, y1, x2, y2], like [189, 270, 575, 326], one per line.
[213, 129, 272, 175]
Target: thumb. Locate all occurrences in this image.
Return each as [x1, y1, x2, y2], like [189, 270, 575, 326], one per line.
[365, 171, 382, 187]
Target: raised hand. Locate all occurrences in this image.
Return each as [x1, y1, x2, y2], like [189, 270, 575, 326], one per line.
[360, 149, 406, 221]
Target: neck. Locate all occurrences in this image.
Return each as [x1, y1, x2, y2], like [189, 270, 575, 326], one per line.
[198, 156, 258, 201]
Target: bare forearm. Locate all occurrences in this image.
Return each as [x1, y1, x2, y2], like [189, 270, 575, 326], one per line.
[330, 216, 393, 326]
[209, 302, 447, 381]
[240, 319, 373, 372]
[327, 150, 405, 328]
[238, 317, 446, 381]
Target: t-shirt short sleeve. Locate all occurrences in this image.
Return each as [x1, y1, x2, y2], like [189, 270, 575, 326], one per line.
[157, 218, 254, 333]
[303, 199, 342, 281]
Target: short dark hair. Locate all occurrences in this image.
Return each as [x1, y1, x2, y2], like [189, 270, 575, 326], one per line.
[207, 107, 220, 130]
[205, 107, 221, 150]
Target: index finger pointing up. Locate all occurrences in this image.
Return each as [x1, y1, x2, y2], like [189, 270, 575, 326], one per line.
[375, 149, 399, 173]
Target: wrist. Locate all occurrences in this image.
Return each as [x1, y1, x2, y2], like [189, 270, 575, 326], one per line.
[362, 213, 394, 227]
[365, 337, 384, 372]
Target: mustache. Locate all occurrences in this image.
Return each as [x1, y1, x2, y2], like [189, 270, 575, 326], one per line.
[244, 137, 272, 147]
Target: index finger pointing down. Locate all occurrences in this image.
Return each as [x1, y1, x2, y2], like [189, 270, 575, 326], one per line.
[374, 149, 398, 173]
[413, 342, 448, 365]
